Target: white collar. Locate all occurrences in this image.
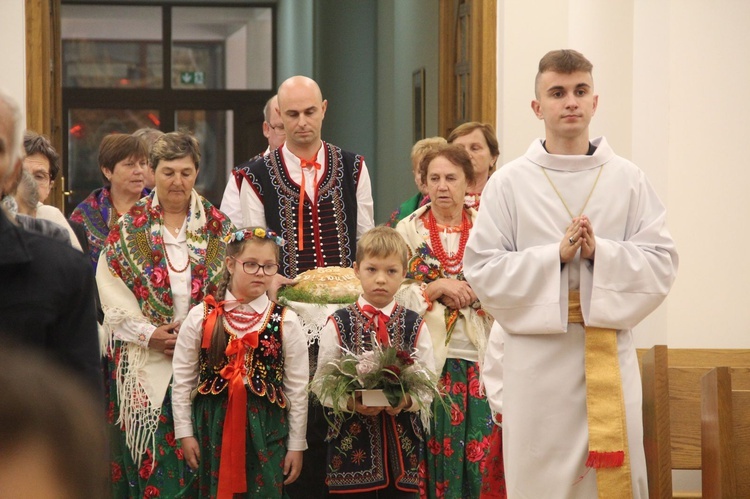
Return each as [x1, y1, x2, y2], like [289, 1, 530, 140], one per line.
[224, 289, 269, 314]
[357, 295, 396, 316]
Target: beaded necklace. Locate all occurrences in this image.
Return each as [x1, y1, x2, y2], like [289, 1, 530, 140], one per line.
[427, 208, 470, 274]
[223, 309, 263, 333]
[164, 249, 190, 273]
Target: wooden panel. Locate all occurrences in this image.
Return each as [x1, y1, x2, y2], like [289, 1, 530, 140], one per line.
[701, 367, 750, 498]
[733, 390, 750, 498]
[438, 0, 496, 137]
[25, 0, 63, 209]
[669, 366, 708, 469]
[642, 346, 750, 498]
[642, 345, 673, 498]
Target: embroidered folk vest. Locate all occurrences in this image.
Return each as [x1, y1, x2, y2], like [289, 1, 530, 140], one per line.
[237, 143, 362, 278]
[324, 304, 425, 493]
[197, 301, 287, 409]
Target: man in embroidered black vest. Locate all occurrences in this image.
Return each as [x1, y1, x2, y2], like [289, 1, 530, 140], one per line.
[236, 75, 374, 280]
[236, 75, 374, 498]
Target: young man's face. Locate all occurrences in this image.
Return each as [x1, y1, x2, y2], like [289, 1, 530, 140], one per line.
[531, 70, 598, 142]
[354, 254, 406, 309]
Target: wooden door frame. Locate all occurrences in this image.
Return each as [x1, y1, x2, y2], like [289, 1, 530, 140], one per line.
[439, 0, 496, 137]
[26, 0, 64, 208]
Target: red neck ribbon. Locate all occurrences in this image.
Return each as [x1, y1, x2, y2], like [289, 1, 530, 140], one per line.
[297, 157, 321, 251]
[361, 304, 391, 346]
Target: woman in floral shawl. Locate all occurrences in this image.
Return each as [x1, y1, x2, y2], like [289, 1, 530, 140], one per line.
[395, 144, 495, 499]
[96, 131, 234, 498]
[70, 133, 151, 270]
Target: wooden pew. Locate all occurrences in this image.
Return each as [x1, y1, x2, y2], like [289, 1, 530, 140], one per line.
[700, 366, 750, 498]
[639, 345, 750, 498]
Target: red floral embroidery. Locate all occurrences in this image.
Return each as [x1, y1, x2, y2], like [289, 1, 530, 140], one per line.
[191, 278, 204, 301]
[143, 485, 160, 498]
[449, 403, 464, 426]
[351, 449, 367, 465]
[261, 336, 281, 357]
[452, 381, 467, 395]
[133, 281, 149, 301]
[436, 480, 449, 498]
[441, 372, 452, 393]
[443, 437, 454, 457]
[165, 431, 176, 447]
[133, 214, 148, 228]
[151, 266, 168, 288]
[427, 437, 442, 455]
[139, 453, 154, 480]
[466, 439, 486, 463]
[469, 377, 483, 398]
[206, 217, 223, 235]
[111, 462, 122, 482]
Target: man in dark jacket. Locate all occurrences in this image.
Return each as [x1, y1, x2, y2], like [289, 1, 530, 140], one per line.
[0, 88, 102, 397]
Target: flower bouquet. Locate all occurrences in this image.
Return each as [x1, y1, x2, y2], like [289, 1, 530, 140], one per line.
[310, 340, 444, 430]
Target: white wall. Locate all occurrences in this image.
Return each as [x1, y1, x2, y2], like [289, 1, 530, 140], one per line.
[497, 0, 750, 350]
[0, 0, 26, 124]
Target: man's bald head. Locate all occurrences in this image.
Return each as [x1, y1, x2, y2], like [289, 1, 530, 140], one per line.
[277, 76, 323, 109]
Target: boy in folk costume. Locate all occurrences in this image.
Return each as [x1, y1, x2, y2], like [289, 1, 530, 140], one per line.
[172, 228, 309, 498]
[464, 49, 678, 498]
[313, 226, 436, 498]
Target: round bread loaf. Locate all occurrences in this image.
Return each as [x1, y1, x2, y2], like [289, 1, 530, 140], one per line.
[278, 266, 362, 304]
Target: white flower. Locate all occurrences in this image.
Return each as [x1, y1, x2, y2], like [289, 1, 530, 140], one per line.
[355, 350, 378, 377]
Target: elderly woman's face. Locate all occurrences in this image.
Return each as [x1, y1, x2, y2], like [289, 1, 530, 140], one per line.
[154, 156, 197, 210]
[451, 128, 497, 179]
[425, 156, 467, 214]
[106, 155, 146, 197]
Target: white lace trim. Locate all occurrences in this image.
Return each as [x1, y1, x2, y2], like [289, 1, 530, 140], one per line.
[102, 305, 162, 466]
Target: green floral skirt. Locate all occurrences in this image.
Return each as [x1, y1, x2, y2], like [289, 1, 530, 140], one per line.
[423, 358, 493, 499]
[179, 391, 289, 498]
[107, 345, 189, 499]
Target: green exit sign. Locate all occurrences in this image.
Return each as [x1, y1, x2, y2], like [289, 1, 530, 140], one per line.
[179, 71, 205, 85]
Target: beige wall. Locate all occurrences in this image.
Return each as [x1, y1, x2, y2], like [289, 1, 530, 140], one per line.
[0, 0, 26, 121]
[497, 0, 750, 350]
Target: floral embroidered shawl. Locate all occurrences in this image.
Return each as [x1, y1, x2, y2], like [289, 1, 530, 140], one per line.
[104, 189, 232, 325]
[70, 186, 150, 270]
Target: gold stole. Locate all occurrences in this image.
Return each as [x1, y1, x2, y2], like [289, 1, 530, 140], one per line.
[568, 291, 633, 498]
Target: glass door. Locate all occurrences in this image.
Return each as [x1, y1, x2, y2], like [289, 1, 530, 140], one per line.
[61, 2, 274, 213]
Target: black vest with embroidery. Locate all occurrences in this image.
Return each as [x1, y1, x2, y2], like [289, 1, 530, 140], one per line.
[324, 304, 425, 493]
[197, 301, 287, 409]
[236, 143, 362, 278]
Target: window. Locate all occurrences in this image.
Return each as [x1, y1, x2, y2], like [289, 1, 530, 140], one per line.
[61, 2, 274, 213]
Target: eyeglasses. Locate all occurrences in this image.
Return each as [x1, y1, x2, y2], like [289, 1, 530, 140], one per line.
[267, 122, 286, 134]
[32, 171, 51, 185]
[231, 257, 279, 276]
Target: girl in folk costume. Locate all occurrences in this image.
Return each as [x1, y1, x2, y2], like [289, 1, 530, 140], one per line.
[312, 226, 437, 498]
[394, 144, 496, 499]
[172, 227, 309, 498]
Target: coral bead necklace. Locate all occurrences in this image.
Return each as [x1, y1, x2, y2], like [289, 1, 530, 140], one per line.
[427, 209, 470, 274]
[223, 309, 263, 332]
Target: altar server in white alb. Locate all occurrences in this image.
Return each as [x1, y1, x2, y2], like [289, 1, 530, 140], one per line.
[463, 49, 678, 498]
